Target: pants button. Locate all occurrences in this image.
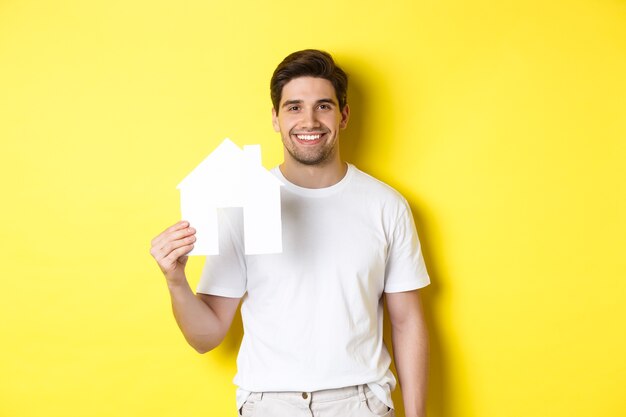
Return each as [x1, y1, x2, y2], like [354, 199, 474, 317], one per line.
[302, 392, 308, 399]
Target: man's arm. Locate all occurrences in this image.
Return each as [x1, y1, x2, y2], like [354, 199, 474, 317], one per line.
[385, 289, 429, 417]
[151, 221, 240, 353]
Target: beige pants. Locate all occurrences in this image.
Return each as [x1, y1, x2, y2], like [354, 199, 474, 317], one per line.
[239, 384, 395, 417]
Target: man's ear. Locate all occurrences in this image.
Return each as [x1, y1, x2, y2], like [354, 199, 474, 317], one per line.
[339, 104, 350, 129]
[272, 107, 280, 132]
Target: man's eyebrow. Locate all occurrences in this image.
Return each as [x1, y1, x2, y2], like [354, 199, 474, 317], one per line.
[281, 98, 338, 108]
[317, 98, 337, 105]
[281, 99, 303, 108]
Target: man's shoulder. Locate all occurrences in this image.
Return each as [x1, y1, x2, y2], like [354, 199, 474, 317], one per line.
[349, 164, 408, 204]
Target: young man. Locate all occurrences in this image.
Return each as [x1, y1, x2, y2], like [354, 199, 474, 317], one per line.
[150, 50, 430, 417]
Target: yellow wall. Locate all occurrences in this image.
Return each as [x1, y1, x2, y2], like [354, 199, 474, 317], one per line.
[1, 1, 624, 416]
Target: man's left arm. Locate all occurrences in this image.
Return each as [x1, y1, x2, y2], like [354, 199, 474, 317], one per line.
[386, 289, 428, 417]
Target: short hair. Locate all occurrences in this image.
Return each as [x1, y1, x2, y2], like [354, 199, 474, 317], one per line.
[270, 49, 348, 113]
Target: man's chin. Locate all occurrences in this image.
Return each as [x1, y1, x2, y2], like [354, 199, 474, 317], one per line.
[289, 149, 334, 166]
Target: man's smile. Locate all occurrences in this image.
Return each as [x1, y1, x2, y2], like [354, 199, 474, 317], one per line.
[296, 133, 322, 141]
[292, 131, 328, 144]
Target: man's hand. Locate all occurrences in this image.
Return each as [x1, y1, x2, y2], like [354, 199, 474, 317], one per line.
[150, 220, 239, 353]
[150, 221, 196, 286]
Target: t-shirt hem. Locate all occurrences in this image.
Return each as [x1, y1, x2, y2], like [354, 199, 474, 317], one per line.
[384, 279, 430, 293]
[195, 285, 245, 298]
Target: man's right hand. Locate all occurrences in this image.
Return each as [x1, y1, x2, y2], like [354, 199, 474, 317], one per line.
[150, 221, 239, 353]
[150, 221, 196, 286]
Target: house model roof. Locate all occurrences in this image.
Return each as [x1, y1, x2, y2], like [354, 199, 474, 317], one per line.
[177, 138, 283, 191]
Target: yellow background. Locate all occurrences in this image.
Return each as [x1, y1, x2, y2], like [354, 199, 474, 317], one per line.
[1, 0, 625, 416]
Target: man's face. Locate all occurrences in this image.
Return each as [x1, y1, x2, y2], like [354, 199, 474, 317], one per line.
[272, 76, 349, 167]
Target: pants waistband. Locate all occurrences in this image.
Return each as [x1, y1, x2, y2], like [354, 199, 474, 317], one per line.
[248, 384, 370, 403]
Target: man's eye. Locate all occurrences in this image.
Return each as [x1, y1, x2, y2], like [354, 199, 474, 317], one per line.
[319, 104, 330, 110]
[288, 106, 300, 111]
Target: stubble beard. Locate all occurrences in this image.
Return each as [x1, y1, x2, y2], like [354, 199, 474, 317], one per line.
[283, 131, 336, 166]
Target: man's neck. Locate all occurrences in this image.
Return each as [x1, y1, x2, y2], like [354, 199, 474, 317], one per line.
[279, 159, 348, 189]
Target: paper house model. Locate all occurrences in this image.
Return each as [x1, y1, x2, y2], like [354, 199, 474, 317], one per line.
[177, 138, 283, 255]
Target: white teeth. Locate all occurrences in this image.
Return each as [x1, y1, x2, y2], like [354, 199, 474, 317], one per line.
[296, 134, 322, 141]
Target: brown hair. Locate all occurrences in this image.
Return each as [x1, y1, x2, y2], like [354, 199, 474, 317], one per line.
[270, 49, 348, 113]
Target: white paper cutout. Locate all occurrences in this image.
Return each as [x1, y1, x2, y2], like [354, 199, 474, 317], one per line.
[177, 138, 284, 256]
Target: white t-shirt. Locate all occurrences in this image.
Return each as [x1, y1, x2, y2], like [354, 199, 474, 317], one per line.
[196, 164, 430, 409]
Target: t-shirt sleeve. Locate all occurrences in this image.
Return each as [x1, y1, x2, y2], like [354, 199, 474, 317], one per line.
[383, 199, 430, 293]
[196, 208, 247, 298]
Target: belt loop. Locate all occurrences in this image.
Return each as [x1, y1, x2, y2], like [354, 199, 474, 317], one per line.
[357, 384, 367, 402]
[259, 392, 264, 401]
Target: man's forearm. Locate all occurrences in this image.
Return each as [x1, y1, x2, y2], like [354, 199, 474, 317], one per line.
[391, 309, 429, 417]
[392, 323, 428, 416]
[168, 280, 226, 353]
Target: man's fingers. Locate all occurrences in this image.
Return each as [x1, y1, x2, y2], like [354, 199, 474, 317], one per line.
[165, 227, 196, 246]
[151, 233, 196, 262]
[151, 222, 195, 250]
[156, 228, 196, 253]
[164, 220, 190, 235]
[151, 221, 190, 245]
[163, 244, 195, 266]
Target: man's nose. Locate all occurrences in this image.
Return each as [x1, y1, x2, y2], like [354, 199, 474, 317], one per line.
[301, 109, 321, 129]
